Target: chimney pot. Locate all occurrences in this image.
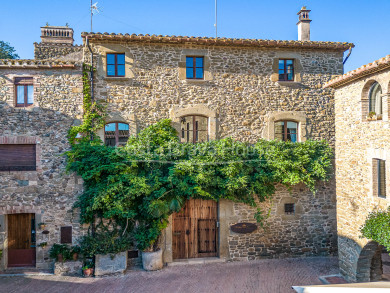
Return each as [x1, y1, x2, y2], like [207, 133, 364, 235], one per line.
[297, 7, 312, 41]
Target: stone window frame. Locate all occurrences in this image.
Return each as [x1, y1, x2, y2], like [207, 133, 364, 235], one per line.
[170, 105, 217, 140]
[263, 111, 307, 142]
[361, 79, 385, 121]
[178, 49, 212, 83]
[97, 113, 137, 144]
[271, 52, 303, 85]
[96, 44, 135, 80]
[276, 197, 303, 220]
[0, 136, 42, 173]
[12, 76, 37, 108]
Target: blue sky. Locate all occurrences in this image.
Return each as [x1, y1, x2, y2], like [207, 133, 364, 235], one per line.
[1, 0, 389, 72]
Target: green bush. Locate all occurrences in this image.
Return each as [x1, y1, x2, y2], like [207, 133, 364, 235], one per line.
[361, 208, 390, 251]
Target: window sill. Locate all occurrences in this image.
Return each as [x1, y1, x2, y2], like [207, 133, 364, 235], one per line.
[276, 81, 302, 88]
[104, 77, 131, 82]
[183, 79, 209, 85]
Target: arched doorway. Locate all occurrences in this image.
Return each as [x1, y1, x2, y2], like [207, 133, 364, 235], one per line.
[356, 241, 383, 282]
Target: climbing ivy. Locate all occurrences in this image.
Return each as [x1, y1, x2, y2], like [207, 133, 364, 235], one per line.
[67, 118, 333, 252]
[361, 208, 390, 252]
[67, 64, 105, 145]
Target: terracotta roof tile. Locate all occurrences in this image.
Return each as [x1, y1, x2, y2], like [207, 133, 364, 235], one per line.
[81, 32, 353, 51]
[0, 59, 80, 68]
[325, 54, 390, 88]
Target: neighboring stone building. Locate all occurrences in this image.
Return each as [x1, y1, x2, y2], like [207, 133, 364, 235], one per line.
[0, 6, 354, 271]
[325, 55, 390, 282]
[0, 33, 85, 270]
[82, 8, 351, 264]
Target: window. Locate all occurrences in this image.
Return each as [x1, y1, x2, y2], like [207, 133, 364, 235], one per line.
[105, 122, 129, 146]
[60, 226, 72, 244]
[373, 159, 386, 198]
[15, 77, 33, 107]
[274, 121, 298, 142]
[180, 115, 208, 143]
[107, 53, 125, 77]
[278, 59, 294, 81]
[284, 203, 295, 215]
[186, 57, 204, 79]
[368, 82, 382, 116]
[0, 144, 36, 171]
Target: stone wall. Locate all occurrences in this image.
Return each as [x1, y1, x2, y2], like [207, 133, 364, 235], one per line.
[34, 43, 83, 60]
[333, 68, 390, 281]
[86, 40, 343, 261]
[0, 67, 85, 270]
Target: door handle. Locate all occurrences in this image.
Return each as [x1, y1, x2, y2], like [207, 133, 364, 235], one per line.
[186, 230, 190, 235]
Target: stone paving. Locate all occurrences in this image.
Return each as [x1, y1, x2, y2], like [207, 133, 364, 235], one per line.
[0, 256, 339, 293]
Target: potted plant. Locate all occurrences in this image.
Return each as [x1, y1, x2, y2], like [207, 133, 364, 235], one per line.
[38, 242, 48, 249]
[136, 224, 165, 271]
[71, 246, 81, 261]
[49, 244, 70, 262]
[37, 222, 46, 230]
[367, 111, 377, 121]
[82, 261, 94, 277]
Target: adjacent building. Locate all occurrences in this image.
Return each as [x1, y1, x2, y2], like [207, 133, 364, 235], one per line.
[0, 7, 353, 271]
[325, 55, 390, 282]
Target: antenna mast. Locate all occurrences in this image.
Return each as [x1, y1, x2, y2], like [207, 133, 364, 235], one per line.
[214, 0, 218, 38]
[90, 0, 93, 32]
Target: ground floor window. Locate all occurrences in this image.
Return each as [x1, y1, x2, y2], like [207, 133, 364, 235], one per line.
[104, 122, 130, 146]
[274, 120, 298, 142]
[180, 115, 208, 143]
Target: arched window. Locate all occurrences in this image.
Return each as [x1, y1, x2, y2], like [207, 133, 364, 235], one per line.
[368, 82, 382, 115]
[274, 120, 298, 142]
[180, 115, 208, 143]
[104, 122, 129, 146]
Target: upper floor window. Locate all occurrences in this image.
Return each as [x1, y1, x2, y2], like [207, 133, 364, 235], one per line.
[180, 115, 208, 143]
[373, 159, 386, 198]
[274, 120, 298, 142]
[186, 57, 204, 79]
[105, 122, 129, 146]
[278, 59, 294, 81]
[107, 53, 125, 77]
[15, 77, 33, 107]
[0, 144, 36, 171]
[368, 82, 382, 116]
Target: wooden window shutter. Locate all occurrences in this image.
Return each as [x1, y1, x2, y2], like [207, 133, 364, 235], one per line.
[60, 226, 72, 244]
[0, 144, 36, 171]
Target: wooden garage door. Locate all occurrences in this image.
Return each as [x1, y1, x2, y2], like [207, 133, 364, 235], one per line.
[172, 199, 218, 259]
[8, 213, 36, 267]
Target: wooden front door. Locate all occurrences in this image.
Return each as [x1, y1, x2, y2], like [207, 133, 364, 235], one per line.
[8, 213, 36, 267]
[172, 199, 218, 259]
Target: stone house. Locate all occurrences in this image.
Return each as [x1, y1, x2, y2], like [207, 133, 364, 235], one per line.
[325, 55, 390, 282]
[0, 7, 353, 271]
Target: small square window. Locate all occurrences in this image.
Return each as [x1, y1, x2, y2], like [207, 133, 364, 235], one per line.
[15, 77, 34, 107]
[106, 53, 125, 77]
[284, 203, 295, 215]
[279, 59, 294, 81]
[186, 56, 204, 79]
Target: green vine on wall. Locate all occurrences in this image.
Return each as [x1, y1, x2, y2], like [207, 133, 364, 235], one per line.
[66, 117, 334, 252]
[67, 63, 105, 145]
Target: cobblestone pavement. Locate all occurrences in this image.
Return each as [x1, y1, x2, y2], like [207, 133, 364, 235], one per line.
[0, 256, 339, 293]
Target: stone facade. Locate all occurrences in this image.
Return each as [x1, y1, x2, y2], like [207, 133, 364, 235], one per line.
[83, 33, 348, 263]
[326, 55, 390, 282]
[34, 43, 83, 60]
[0, 64, 85, 270]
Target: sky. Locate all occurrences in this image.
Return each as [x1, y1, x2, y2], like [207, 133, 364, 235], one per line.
[1, 0, 389, 72]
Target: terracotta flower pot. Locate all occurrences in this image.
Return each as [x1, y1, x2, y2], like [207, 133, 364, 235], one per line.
[83, 268, 94, 277]
[72, 253, 78, 261]
[57, 253, 63, 262]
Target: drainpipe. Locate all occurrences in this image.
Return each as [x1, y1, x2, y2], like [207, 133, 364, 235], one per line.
[343, 46, 353, 65]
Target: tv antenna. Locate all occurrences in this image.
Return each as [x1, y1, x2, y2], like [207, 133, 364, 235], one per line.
[214, 0, 218, 38]
[90, 1, 101, 32]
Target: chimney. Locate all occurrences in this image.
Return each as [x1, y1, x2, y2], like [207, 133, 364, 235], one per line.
[297, 6, 311, 41]
[40, 25, 74, 45]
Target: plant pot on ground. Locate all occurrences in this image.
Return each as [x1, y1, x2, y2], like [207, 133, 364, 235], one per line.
[82, 261, 94, 277]
[142, 248, 163, 271]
